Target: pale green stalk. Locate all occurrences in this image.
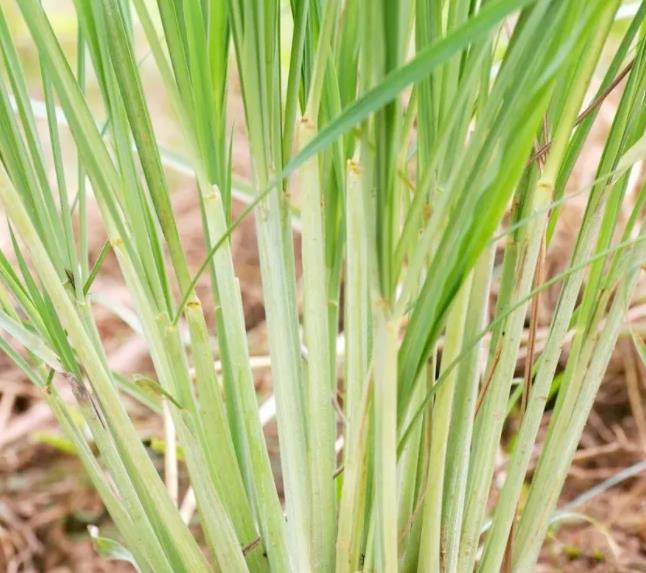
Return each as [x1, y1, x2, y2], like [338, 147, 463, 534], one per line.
[297, 2, 342, 568]
[343, 159, 371, 453]
[336, 379, 372, 573]
[396, 368, 426, 556]
[399, 395, 432, 573]
[253, 186, 311, 572]
[417, 274, 472, 571]
[442, 244, 496, 572]
[162, 400, 178, 505]
[298, 118, 337, 572]
[373, 308, 399, 571]
[336, 158, 371, 572]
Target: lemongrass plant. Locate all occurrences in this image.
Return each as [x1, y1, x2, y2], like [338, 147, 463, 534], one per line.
[1, 0, 646, 571]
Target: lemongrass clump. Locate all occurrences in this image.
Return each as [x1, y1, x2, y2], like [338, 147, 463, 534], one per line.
[0, 1, 645, 572]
